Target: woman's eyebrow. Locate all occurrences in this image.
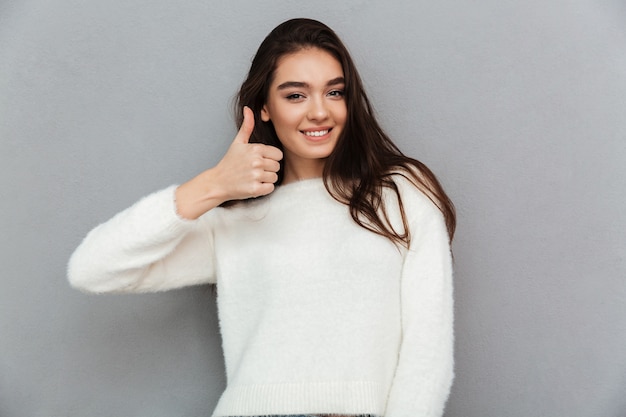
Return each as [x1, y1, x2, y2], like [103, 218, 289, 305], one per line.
[326, 77, 346, 87]
[276, 77, 346, 90]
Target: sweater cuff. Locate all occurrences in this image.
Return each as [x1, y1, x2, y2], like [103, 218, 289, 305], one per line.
[141, 185, 200, 238]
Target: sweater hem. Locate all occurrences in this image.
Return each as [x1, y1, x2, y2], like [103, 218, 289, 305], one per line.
[211, 380, 387, 417]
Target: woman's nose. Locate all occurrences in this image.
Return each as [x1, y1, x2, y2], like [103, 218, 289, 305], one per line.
[307, 96, 329, 121]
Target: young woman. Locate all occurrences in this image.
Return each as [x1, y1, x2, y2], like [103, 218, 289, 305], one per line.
[69, 18, 456, 417]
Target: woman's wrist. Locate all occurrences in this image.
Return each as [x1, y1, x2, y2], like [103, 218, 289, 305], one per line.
[175, 169, 227, 220]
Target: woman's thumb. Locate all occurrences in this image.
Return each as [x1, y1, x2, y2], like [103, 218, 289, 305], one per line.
[233, 106, 255, 144]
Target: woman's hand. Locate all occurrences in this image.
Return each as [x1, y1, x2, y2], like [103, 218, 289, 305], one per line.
[175, 106, 283, 220]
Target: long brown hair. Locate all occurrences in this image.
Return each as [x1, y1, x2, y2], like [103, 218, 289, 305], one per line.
[235, 18, 455, 246]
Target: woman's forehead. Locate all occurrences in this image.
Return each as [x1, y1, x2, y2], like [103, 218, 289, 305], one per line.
[271, 48, 344, 87]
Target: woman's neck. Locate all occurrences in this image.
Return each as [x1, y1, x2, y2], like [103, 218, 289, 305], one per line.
[282, 158, 326, 184]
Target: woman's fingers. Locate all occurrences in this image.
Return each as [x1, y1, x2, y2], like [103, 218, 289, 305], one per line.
[259, 170, 279, 184]
[261, 144, 283, 163]
[260, 157, 281, 174]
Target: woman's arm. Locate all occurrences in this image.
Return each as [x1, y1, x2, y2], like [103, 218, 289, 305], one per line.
[67, 186, 217, 293]
[68, 107, 283, 293]
[384, 200, 455, 417]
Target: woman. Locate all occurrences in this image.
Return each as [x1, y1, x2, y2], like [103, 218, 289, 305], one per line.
[69, 18, 456, 417]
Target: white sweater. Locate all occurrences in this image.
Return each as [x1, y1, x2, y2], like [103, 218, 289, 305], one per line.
[68, 176, 454, 417]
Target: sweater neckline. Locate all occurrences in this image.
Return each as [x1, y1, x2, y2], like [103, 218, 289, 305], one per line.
[275, 177, 325, 192]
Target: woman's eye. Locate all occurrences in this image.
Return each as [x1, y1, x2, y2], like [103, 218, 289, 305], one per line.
[328, 90, 345, 97]
[286, 93, 304, 100]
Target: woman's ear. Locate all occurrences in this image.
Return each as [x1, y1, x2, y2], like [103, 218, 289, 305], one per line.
[261, 105, 270, 122]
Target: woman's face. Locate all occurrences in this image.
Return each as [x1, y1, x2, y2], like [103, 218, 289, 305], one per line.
[261, 47, 346, 181]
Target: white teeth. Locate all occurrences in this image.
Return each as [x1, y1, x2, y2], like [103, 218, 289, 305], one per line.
[303, 130, 329, 137]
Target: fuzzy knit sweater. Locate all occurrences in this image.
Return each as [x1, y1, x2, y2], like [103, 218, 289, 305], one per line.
[68, 176, 454, 417]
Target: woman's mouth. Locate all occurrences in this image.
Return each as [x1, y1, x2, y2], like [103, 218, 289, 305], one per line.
[302, 128, 331, 138]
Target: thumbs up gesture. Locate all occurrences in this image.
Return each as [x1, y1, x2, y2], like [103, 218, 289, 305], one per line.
[175, 107, 283, 220]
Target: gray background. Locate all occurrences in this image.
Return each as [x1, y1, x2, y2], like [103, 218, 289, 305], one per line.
[1, 0, 625, 416]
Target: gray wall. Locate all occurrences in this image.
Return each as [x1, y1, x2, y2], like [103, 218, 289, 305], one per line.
[1, 0, 625, 416]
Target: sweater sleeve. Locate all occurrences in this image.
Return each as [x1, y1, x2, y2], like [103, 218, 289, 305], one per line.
[68, 185, 217, 293]
[384, 199, 454, 417]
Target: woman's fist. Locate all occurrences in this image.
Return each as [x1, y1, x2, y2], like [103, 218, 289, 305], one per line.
[175, 107, 283, 220]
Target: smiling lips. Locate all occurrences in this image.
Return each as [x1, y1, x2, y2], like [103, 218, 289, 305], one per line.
[302, 128, 331, 138]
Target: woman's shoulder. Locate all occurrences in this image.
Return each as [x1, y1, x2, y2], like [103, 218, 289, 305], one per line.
[385, 170, 452, 249]
[386, 170, 444, 222]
